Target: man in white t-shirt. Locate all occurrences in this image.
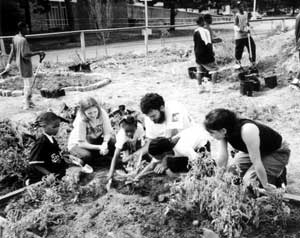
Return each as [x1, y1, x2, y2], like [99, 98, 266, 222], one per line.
[134, 126, 214, 179]
[137, 93, 193, 169]
[141, 93, 192, 139]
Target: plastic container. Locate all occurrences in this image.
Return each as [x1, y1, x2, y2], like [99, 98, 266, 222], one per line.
[240, 80, 253, 96]
[264, 75, 277, 89]
[188, 67, 197, 79]
[68, 64, 81, 72]
[40, 88, 65, 98]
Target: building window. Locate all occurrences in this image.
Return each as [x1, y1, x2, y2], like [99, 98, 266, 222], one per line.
[48, 4, 69, 29]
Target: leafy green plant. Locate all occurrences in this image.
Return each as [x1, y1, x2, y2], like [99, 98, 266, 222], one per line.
[167, 156, 290, 238]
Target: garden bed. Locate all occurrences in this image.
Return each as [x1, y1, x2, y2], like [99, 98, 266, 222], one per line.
[0, 73, 106, 92]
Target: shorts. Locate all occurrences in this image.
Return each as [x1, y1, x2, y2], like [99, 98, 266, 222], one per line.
[197, 62, 218, 74]
[229, 141, 290, 186]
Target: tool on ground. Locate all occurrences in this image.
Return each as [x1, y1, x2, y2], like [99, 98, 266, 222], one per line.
[69, 154, 93, 174]
[106, 178, 112, 191]
[247, 30, 253, 63]
[31, 54, 45, 91]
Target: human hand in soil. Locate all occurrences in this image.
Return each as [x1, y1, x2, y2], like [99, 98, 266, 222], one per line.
[122, 153, 134, 163]
[99, 143, 109, 155]
[154, 163, 167, 174]
[263, 183, 277, 193]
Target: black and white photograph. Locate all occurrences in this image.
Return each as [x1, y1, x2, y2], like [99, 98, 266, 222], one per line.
[1, 0, 300, 237]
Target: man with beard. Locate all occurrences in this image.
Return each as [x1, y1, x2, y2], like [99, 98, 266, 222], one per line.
[137, 93, 193, 174]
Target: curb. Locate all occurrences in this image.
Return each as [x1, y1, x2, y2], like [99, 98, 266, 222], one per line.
[0, 78, 111, 97]
[62, 78, 112, 92]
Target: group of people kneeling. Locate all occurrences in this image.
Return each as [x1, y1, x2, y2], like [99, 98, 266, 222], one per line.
[28, 93, 290, 193]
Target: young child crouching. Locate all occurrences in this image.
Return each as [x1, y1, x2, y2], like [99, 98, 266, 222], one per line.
[107, 115, 146, 181]
[28, 112, 69, 183]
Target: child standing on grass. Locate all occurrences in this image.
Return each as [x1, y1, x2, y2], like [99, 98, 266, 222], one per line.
[194, 16, 218, 93]
[107, 115, 146, 181]
[28, 112, 69, 183]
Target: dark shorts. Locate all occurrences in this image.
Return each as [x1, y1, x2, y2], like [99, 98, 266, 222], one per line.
[229, 141, 290, 186]
[69, 137, 115, 168]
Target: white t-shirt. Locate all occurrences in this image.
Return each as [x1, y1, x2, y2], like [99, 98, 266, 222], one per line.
[68, 108, 113, 151]
[173, 126, 210, 161]
[115, 123, 145, 150]
[144, 101, 193, 139]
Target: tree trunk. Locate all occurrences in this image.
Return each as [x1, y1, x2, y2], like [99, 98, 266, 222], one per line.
[0, 0, 2, 36]
[169, 2, 176, 32]
[85, 0, 113, 29]
[65, 0, 74, 30]
[23, 0, 32, 33]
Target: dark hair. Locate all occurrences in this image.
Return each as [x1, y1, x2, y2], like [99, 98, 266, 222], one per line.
[148, 137, 174, 158]
[204, 14, 212, 24]
[204, 108, 238, 133]
[119, 115, 138, 127]
[196, 16, 205, 26]
[17, 21, 26, 31]
[233, 1, 244, 12]
[140, 93, 165, 114]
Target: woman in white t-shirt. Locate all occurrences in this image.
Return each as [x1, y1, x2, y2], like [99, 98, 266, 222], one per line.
[68, 97, 114, 167]
[107, 115, 145, 181]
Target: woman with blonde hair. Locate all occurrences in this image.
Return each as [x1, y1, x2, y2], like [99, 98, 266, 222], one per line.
[68, 96, 114, 167]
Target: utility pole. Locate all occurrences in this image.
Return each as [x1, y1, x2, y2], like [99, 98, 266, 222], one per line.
[144, 0, 149, 57]
[253, 0, 257, 19]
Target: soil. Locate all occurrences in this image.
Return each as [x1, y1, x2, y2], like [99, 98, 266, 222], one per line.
[1, 30, 300, 237]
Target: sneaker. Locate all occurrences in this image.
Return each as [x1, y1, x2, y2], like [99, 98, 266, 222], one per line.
[81, 164, 93, 174]
[22, 105, 31, 110]
[29, 101, 36, 108]
[233, 60, 242, 69]
[291, 78, 300, 86]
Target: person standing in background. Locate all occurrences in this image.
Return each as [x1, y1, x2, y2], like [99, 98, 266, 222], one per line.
[5, 22, 45, 109]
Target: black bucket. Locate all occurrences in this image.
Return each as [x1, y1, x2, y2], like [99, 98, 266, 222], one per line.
[240, 80, 253, 96]
[68, 64, 81, 72]
[264, 75, 277, 89]
[81, 63, 91, 72]
[40, 88, 65, 98]
[245, 75, 260, 91]
[251, 79, 260, 91]
[188, 67, 197, 79]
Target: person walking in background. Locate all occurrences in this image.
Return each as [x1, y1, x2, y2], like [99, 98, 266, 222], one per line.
[233, 2, 256, 69]
[5, 21, 45, 110]
[194, 16, 218, 93]
[294, 12, 300, 81]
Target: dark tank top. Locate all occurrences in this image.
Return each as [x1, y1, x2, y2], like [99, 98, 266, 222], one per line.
[226, 119, 282, 155]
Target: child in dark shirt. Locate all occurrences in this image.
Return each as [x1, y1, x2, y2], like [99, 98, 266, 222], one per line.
[28, 112, 69, 183]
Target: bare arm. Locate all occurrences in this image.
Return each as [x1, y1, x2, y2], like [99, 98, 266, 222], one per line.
[33, 165, 50, 176]
[7, 44, 14, 64]
[135, 159, 158, 180]
[241, 123, 268, 188]
[77, 141, 102, 151]
[216, 139, 229, 168]
[107, 148, 121, 179]
[137, 139, 151, 156]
